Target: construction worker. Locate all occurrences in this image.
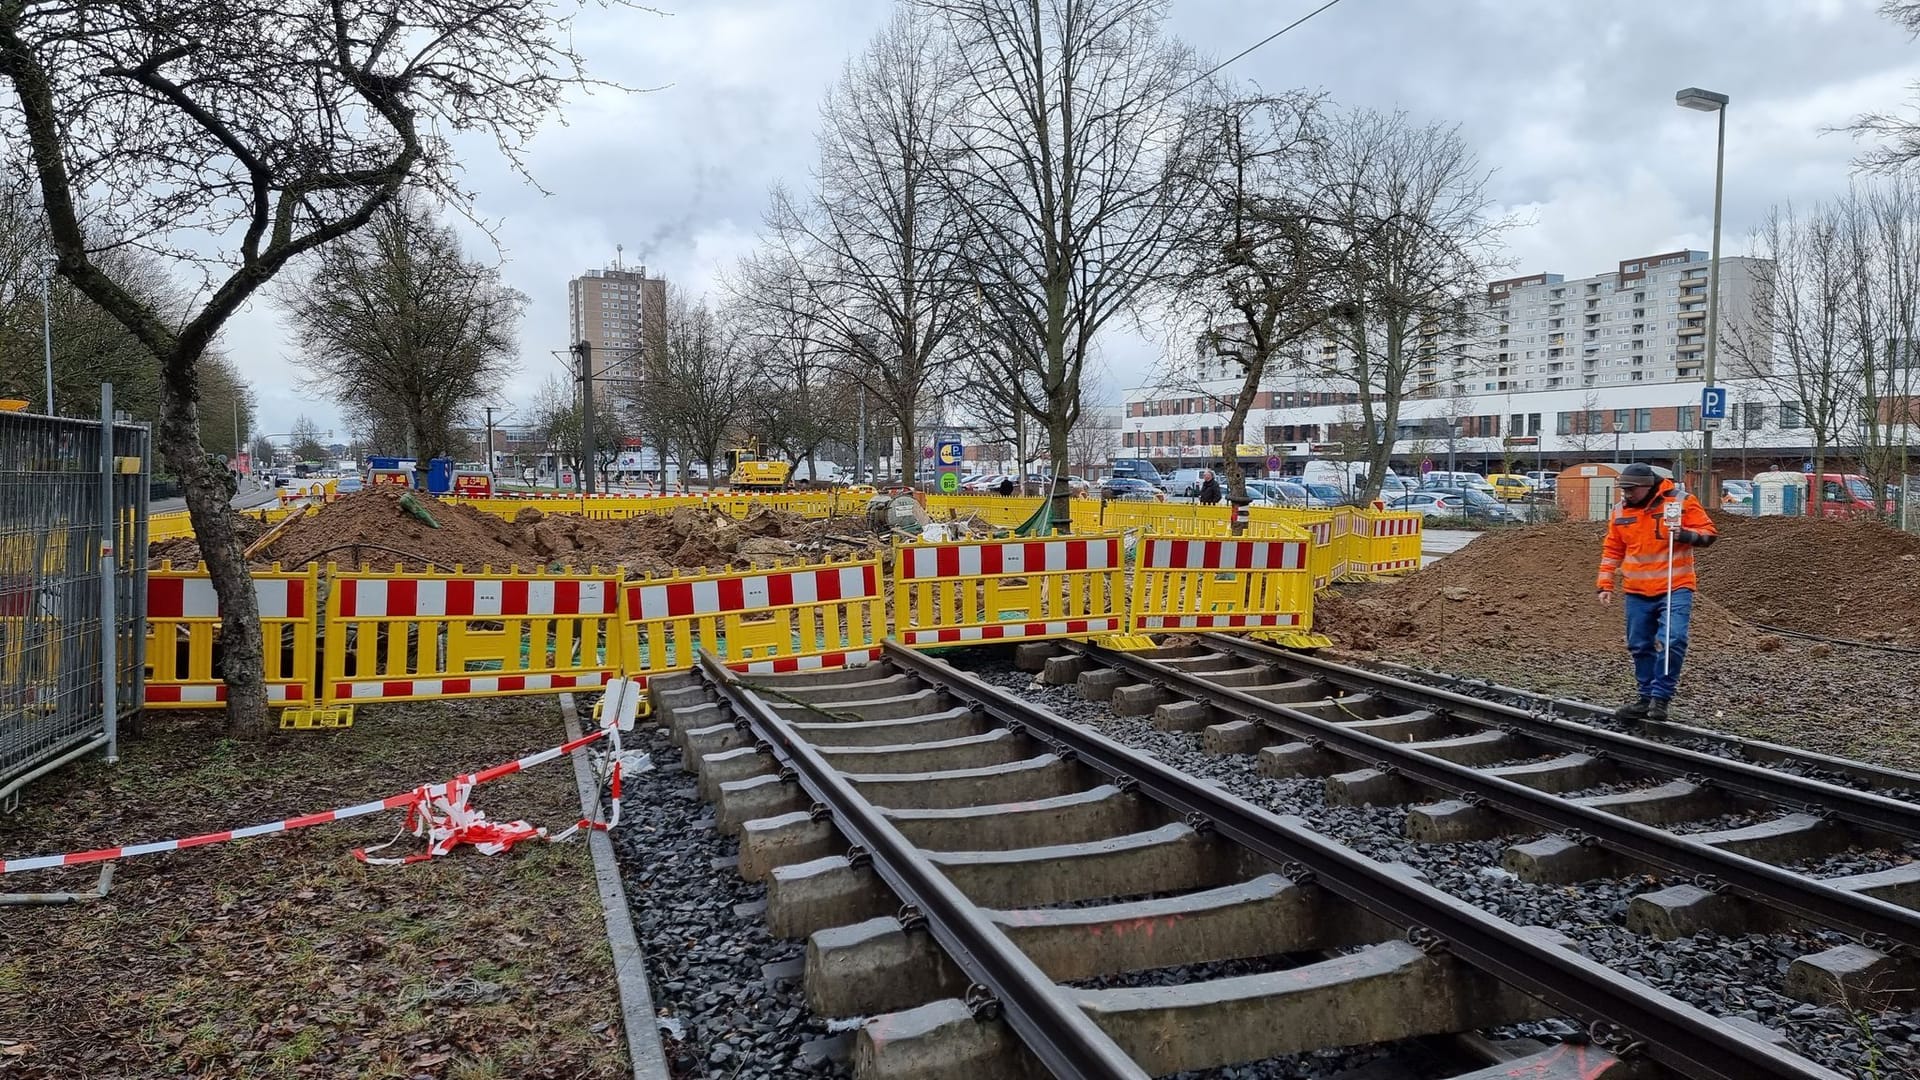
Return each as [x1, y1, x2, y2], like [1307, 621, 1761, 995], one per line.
[1595, 463, 1717, 721]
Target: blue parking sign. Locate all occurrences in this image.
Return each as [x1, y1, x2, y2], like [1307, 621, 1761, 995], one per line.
[1701, 386, 1727, 421]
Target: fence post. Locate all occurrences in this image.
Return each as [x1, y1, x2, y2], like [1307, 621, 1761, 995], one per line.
[99, 383, 117, 764]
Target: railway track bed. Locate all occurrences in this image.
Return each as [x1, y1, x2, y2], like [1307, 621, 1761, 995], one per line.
[618, 638, 1904, 1079]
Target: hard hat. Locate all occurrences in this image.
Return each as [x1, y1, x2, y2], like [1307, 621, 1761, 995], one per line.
[1618, 463, 1660, 487]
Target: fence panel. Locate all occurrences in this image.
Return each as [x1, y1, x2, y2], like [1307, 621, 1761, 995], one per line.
[321, 569, 623, 706]
[0, 405, 147, 789]
[1356, 510, 1423, 575]
[892, 535, 1127, 646]
[144, 564, 318, 708]
[1131, 536, 1315, 634]
[621, 557, 884, 678]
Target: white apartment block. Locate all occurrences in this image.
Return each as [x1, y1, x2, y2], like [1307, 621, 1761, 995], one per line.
[1120, 249, 1812, 476]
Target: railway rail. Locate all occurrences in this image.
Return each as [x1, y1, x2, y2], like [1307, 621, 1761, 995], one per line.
[657, 641, 1845, 1080]
[1047, 634, 1920, 999]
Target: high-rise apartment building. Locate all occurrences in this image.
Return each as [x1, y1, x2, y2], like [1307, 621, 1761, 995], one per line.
[567, 265, 668, 401]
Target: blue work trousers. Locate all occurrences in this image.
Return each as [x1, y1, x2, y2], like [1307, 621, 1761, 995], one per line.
[1624, 588, 1692, 702]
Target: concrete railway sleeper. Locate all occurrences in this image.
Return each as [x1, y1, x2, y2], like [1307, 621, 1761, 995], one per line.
[1047, 636, 1920, 1009]
[657, 641, 1843, 1080]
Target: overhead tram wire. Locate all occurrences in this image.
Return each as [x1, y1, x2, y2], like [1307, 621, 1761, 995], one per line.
[1169, 0, 1352, 101]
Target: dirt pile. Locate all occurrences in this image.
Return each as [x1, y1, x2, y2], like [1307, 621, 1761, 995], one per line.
[147, 512, 270, 568]
[1322, 515, 1920, 655]
[239, 490, 889, 575]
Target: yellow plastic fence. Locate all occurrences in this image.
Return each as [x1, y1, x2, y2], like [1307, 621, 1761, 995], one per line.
[892, 534, 1128, 646]
[1130, 533, 1316, 634]
[1354, 509, 1423, 575]
[1248, 507, 1338, 589]
[925, 493, 1046, 529]
[144, 563, 320, 708]
[148, 510, 195, 542]
[620, 556, 885, 679]
[319, 568, 623, 706]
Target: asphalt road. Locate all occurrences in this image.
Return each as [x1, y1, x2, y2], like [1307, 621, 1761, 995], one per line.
[151, 483, 281, 515]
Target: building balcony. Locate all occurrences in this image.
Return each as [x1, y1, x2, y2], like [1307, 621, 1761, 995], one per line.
[1678, 324, 1705, 338]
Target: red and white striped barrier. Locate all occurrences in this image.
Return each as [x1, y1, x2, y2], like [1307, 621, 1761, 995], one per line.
[1, 726, 619, 875]
[1137, 612, 1301, 630]
[148, 575, 310, 620]
[893, 536, 1121, 580]
[1370, 515, 1421, 537]
[1139, 537, 1307, 571]
[332, 671, 613, 702]
[624, 563, 878, 621]
[335, 577, 619, 618]
[734, 647, 884, 676]
[903, 618, 1125, 646]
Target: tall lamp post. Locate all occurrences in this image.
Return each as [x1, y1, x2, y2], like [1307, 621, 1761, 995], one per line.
[1677, 86, 1729, 502]
[1612, 420, 1623, 462]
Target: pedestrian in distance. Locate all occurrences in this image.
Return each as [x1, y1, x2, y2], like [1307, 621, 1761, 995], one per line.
[1595, 462, 1717, 721]
[1197, 470, 1222, 506]
[997, 476, 1015, 497]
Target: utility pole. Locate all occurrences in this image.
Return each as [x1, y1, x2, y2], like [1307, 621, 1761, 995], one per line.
[572, 340, 596, 494]
[855, 385, 867, 486]
[482, 405, 502, 479]
[41, 261, 53, 415]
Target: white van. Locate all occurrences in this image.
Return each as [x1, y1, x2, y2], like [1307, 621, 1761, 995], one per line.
[1301, 460, 1399, 493]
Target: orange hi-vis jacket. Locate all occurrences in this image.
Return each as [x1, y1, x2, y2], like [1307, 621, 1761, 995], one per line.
[1595, 479, 1717, 597]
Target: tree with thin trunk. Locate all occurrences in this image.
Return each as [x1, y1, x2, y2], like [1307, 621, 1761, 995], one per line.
[726, 249, 857, 480]
[1160, 88, 1340, 513]
[0, 0, 639, 730]
[1309, 109, 1508, 504]
[1841, 181, 1920, 517]
[1844, 2, 1920, 172]
[759, 11, 972, 492]
[284, 196, 524, 465]
[290, 415, 329, 463]
[660, 296, 751, 484]
[923, 0, 1197, 528]
[1728, 202, 1858, 514]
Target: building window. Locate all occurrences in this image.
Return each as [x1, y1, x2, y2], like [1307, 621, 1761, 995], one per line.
[1744, 403, 1765, 431]
[1528, 413, 1542, 436]
[1634, 408, 1652, 433]
[1556, 412, 1573, 436]
[1677, 406, 1696, 431]
[1779, 400, 1804, 429]
[1611, 408, 1630, 432]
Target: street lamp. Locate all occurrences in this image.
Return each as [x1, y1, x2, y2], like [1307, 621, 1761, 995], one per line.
[1612, 420, 1623, 462]
[1447, 421, 1461, 477]
[1134, 421, 1143, 462]
[1678, 86, 1729, 502]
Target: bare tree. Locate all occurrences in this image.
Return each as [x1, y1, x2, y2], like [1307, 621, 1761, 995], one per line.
[1559, 390, 1609, 457]
[1310, 110, 1508, 503]
[1842, 181, 1920, 515]
[1726, 202, 1859, 512]
[289, 416, 329, 463]
[1160, 89, 1337, 507]
[0, 0, 636, 729]
[659, 296, 751, 483]
[284, 196, 523, 464]
[1844, 2, 1920, 172]
[727, 250, 858, 480]
[759, 12, 972, 490]
[923, 0, 1196, 527]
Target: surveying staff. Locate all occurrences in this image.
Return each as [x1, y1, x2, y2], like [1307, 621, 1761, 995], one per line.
[1595, 463, 1717, 721]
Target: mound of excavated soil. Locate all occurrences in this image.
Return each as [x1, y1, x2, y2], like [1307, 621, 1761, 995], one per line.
[241, 490, 888, 575]
[1320, 515, 1920, 656]
[147, 512, 270, 568]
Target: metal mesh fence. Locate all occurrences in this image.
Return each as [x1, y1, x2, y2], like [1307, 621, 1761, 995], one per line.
[0, 400, 148, 792]
[1905, 476, 1920, 534]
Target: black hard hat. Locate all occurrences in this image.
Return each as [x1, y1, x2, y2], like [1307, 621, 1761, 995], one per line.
[1618, 463, 1660, 487]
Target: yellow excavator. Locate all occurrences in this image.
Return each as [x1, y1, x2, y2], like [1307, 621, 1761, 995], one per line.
[726, 443, 791, 490]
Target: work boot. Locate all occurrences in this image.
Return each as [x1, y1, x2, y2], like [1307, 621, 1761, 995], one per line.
[1648, 699, 1671, 721]
[1615, 696, 1652, 721]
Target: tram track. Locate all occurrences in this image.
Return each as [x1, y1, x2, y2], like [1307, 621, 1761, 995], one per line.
[655, 641, 1848, 1079]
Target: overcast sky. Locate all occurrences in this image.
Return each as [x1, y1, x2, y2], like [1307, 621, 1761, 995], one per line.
[235, 0, 1920, 439]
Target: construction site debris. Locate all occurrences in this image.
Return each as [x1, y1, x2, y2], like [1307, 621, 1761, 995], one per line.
[147, 511, 271, 568]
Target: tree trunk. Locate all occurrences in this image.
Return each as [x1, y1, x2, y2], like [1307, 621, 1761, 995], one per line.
[160, 358, 268, 733]
[1047, 411, 1072, 535]
[899, 414, 917, 493]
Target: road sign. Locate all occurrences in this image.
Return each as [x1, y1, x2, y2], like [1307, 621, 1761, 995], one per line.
[1504, 436, 1538, 447]
[936, 438, 962, 467]
[938, 471, 959, 493]
[1702, 417, 1724, 431]
[1701, 386, 1728, 421]
[1265, 454, 1281, 471]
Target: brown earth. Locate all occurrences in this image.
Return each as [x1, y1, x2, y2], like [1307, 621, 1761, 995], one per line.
[148, 511, 272, 568]
[0, 697, 628, 1080]
[1318, 515, 1920, 769]
[234, 490, 888, 576]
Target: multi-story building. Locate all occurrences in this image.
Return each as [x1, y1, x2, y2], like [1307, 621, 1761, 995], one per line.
[1119, 249, 1809, 479]
[566, 264, 668, 401]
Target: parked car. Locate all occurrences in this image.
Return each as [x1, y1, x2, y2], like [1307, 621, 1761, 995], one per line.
[1485, 473, 1534, 502]
[1422, 470, 1496, 494]
[336, 476, 364, 494]
[1065, 475, 1090, 496]
[1390, 491, 1464, 519]
[1245, 478, 1310, 506]
[962, 473, 1004, 493]
[1720, 478, 1754, 515]
[1166, 467, 1209, 498]
[1301, 483, 1346, 508]
[1418, 484, 1520, 522]
[1109, 458, 1167, 490]
[1378, 474, 1419, 499]
[1100, 476, 1164, 501]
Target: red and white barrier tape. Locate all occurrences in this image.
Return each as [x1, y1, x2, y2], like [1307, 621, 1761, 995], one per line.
[1, 727, 620, 875]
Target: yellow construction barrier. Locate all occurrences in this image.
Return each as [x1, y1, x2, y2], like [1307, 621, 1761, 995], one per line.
[620, 556, 885, 678]
[148, 510, 195, 542]
[144, 563, 319, 709]
[317, 567, 624, 708]
[892, 534, 1128, 646]
[926, 493, 1046, 529]
[1130, 534, 1316, 634]
[1354, 509, 1423, 576]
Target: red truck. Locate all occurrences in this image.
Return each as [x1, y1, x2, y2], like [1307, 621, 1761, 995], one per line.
[1751, 471, 1890, 518]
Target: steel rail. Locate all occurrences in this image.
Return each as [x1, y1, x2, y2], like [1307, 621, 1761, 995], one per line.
[1334, 651, 1920, 793]
[884, 642, 1843, 1080]
[1211, 636, 1920, 838]
[1069, 641, 1920, 950]
[695, 649, 1148, 1080]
